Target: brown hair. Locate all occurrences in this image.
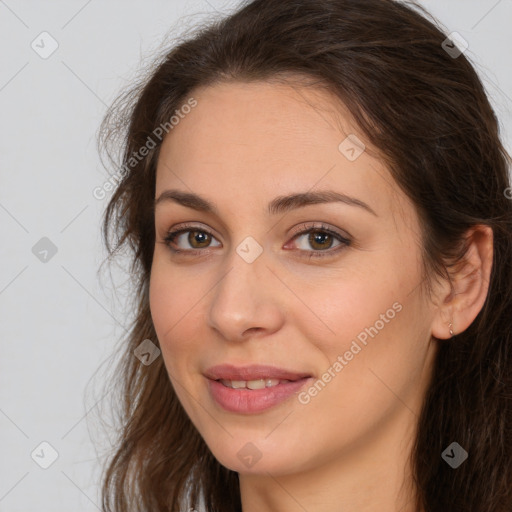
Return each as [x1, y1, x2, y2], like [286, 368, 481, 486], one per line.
[96, 1, 512, 510]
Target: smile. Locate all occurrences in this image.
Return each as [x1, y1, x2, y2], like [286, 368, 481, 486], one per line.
[203, 364, 313, 413]
[219, 378, 288, 389]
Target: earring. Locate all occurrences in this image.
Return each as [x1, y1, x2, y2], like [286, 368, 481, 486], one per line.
[449, 322, 454, 337]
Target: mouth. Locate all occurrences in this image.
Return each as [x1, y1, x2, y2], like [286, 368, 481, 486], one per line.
[204, 364, 313, 413]
[218, 378, 293, 389]
[204, 363, 312, 382]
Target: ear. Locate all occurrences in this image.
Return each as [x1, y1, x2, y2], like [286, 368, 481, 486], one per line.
[431, 225, 493, 340]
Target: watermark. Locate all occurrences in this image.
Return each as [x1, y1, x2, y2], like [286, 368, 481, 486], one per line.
[31, 31, 59, 59]
[93, 97, 197, 200]
[236, 236, 263, 263]
[237, 442, 263, 468]
[441, 441, 468, 468]
[134, 338, 161, 366]
[31, 441, 59, 469]
[338, 133, 366, 161]
[32, 236, 58, 263]
[298, 301, 403, 405]
[441, 31, 469, 59]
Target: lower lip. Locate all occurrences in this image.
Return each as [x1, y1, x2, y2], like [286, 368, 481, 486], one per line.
[207, 377, 312, 413]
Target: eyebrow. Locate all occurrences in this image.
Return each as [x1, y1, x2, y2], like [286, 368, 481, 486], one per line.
[154, 189, 377, 217]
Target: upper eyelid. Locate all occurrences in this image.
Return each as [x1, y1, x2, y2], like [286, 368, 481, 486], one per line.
[163, 222, 350, 248]
[164, 221, 347, 238]
[288, 222, 350, 240]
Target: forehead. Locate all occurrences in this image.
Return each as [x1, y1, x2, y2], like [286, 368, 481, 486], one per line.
[155, 80, 405, 221]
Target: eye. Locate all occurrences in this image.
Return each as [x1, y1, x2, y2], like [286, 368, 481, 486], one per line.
[163, 223, 221, 252]
[285, 222, 351, 259]
[162, 222, 351, 258]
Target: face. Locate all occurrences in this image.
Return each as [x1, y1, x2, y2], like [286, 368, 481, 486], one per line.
[149, 80, 439, 476]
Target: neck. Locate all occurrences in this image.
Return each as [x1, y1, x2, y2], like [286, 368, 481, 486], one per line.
[239, 408, 421, 512]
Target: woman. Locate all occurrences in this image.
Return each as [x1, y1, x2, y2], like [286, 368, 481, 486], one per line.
[97, 0, 512, 510]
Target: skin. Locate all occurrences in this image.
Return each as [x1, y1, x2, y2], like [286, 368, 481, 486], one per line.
[149, 80, 493, 512]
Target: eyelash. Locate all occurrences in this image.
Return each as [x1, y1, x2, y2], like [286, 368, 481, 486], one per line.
[162, 222, 351, 259]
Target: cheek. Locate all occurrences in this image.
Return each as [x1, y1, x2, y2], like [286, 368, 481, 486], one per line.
[149, 261, 212, 386]
[149, 258, 202, 335]
[295, 251, 426, 409]
[314, 290, 429, 420]
[293, 264, 410, 357]
[149, 267, 190, 366]
[149, 275, 196, 417]
[149, 269, 173, 341]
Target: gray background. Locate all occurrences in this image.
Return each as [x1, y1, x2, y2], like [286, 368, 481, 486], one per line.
[1, 1, 511, 510]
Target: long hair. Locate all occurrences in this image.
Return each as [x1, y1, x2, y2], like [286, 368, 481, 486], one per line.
[97, 1, 512, 510]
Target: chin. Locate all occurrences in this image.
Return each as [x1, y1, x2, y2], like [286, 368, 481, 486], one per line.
[204, 435, 306, 476]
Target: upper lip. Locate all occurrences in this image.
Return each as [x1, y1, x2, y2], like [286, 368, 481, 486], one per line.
[204, 364, 312, 382]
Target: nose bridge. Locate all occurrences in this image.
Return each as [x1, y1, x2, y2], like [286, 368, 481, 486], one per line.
[207, 238, 283, 339]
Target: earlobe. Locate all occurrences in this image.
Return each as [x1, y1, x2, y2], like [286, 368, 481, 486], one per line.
[431, 225, 493, 340]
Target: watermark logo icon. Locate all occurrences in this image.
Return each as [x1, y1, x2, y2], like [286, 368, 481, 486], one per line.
[441, 441, 468, 468]
[31, 32, 59, 59]
[237, 442, 262, 468]
[236, 236, 263, 264]
[134, 339, 161, 366]
[31, 441, 59, 469]
[32, 237, 58, 263]
[338, 134, 365, 161]
[442, 32, 469, 59]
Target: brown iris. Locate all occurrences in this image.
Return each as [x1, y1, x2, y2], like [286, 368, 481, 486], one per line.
[308, 230, 334, 250]
[188, 230, 211, 248]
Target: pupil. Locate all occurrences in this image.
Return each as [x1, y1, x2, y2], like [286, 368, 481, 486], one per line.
[190, 231, 210, 247]
[310, 231, 331, 249]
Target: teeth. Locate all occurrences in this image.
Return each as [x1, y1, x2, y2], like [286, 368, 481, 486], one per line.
[247, 379, 266, 390]
[220, 378, 286, 389]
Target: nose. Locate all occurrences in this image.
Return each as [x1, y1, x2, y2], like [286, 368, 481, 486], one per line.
[207, 245, 285, 342]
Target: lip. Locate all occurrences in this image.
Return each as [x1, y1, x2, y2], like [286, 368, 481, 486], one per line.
[204, 364, 313, 414]
[204, 364, 312, 382]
